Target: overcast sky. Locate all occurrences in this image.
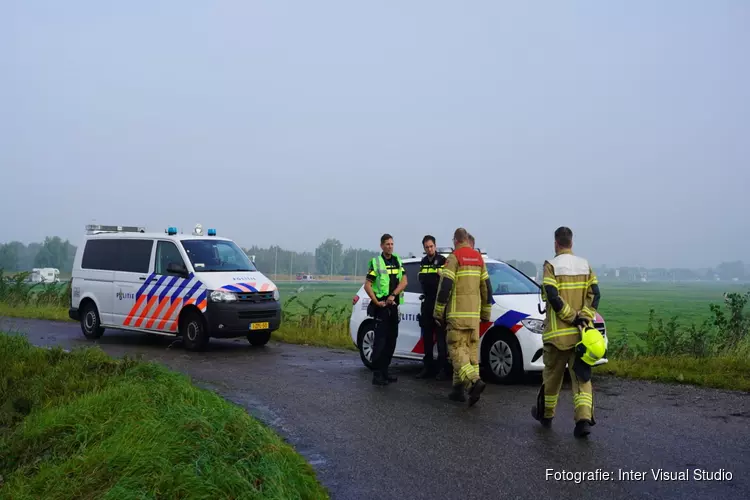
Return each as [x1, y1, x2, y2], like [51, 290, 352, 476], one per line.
[2, 0, 748, 269]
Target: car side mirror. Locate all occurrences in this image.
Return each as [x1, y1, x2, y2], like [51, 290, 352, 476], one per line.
[167, 262, 189, 277]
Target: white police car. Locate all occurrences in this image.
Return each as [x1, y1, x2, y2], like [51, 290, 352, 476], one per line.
[349, 249, 608, 383]
[68, 223, 281, 351]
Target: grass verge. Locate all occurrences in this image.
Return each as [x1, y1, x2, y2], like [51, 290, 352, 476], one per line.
[0, 302, 71, 322]
[0, 333, 329, 500]
[599, 355, 750, 392]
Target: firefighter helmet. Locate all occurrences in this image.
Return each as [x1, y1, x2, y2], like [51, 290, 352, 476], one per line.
[575, 325, 607, 366]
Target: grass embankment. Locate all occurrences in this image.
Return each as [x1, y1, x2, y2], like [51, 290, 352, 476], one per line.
[0, 333, 329, 500]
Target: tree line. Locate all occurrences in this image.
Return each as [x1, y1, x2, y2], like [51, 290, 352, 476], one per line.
[0, 236, 745, 283]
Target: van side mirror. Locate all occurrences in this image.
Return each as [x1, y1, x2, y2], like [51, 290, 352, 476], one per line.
[167, 262, 189, 277]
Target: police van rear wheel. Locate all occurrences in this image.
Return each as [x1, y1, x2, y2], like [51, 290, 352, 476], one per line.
[481, 330, 523, 384]
[357, 321, 376, 370]
[181, 311, 209, 351]
[80, 301, 104, 340]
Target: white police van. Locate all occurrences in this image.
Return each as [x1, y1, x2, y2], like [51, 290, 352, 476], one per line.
[349, 248, 608, 383]
[69, 223, 281, 351]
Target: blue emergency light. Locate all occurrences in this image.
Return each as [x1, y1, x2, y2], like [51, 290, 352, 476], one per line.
[207, 228, 216, 236]
[167, 227, 178, 235]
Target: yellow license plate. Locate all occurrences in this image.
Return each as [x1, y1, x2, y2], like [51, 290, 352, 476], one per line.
[250, 322, 269, 330]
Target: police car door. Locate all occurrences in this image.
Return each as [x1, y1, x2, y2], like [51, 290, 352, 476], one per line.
[397, 262, 423, 356]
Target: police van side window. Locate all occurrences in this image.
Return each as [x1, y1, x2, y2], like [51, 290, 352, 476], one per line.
[156, 241, 186, 275]
[81, 239, 152, 273]
[403, 262, 422, 293]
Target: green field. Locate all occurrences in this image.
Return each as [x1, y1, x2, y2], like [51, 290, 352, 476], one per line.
[277, 279, 750, 340]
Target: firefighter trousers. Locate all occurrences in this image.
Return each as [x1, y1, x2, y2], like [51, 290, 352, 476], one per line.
[538, 344, 594, 422]
[447, 326, 480, 389]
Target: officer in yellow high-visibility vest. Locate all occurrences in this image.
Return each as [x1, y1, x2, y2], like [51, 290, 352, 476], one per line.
[364, 233, 408, 386]
[531, 226, 602, 438]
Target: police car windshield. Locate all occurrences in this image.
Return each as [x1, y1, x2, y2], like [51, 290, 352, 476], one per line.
[486, 262, 540, 295]
[181, 239, 257, 272]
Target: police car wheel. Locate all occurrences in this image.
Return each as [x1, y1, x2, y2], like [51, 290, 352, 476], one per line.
[357, 321, 376, 370]
[481, 331, 523, 384]
[180, 311, 209, 351]
[80, 301, 104, 340]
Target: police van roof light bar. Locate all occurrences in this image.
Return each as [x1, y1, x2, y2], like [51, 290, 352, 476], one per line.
[166, 227, 178, 235]
[86, 224, 145, 234]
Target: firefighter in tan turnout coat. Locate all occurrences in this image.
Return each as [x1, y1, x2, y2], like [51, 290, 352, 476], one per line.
[531, 226, 602, 438]
[434, 228, 494, 406]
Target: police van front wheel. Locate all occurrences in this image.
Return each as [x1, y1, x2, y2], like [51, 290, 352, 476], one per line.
[247, 331, 271, 346]
[481, 331, 523, 384]
[357, 321, 376, 370]
[180, 311, 209, 351]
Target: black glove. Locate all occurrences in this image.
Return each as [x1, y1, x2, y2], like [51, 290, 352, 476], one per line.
[572, 315, 587, 328]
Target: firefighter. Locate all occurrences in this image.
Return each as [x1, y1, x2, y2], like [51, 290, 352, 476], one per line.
[416, 235, 449, 380]
[434, 228, 493, 406]
[364, 233, 408, 386]
[531, 226, 602, 438]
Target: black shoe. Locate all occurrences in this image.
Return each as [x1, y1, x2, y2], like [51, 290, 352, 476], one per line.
[530, 406, 552, 428]
[435, 368, 449, 381]
[448, 384, 466, 402]
[574, 420, 592, 438]
[416, 366, 432, 379]
[372, 372, 388, 386]
[384, 372, 397, 383]
[467, 379, 486, 407]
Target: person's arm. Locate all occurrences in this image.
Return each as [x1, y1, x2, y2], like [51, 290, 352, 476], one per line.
[480, 260, 493, 322]
[386, 259, 408, 304]
[364, 261, 384, 307]
[542, 261, 577, 324]
[434, 253, 457, 322]
[579, 266, 601, 324]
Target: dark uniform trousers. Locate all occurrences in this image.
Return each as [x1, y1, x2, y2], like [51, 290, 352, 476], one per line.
[420, 297, 448, 370]
[370, 300, 399, 376]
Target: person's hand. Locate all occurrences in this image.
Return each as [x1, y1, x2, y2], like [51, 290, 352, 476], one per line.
[377, 300, 386, 307]
[386, 295, 396, 306]
[434, 318, 442, 327]
[572, 314, 587, 328]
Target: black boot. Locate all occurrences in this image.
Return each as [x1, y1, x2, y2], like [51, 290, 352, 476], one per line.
[383, 369, 397, 383]
[435, 366, 449, 381]
[372, 371, 388, 386]
[448, 384, 466, 402]
[467, 379, 486, 407]
[530, 406, 552, 428]
[574, 420, 592, 438]
[416, 364, 433, 379]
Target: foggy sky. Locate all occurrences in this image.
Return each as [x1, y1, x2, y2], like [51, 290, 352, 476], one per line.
[2, 0, 748, 269]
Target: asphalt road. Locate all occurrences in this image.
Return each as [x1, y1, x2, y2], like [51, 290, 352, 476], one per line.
[2, 316, 749, 500]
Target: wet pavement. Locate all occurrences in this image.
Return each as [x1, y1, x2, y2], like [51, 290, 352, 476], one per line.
[2, 316, 749, 500]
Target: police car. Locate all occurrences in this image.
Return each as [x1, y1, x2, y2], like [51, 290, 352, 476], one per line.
[68, 223, 281, 351]
[349, 248, 608, 383]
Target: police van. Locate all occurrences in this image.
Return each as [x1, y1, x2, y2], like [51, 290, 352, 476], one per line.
[349, 248, 608, 384]
[69, 223, 281, 351]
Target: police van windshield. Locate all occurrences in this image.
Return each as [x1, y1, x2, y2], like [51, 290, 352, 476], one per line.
[181, 239, 257, 272]
[486, 262, 539, 295]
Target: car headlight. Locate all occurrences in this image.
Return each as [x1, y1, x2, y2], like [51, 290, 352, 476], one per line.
[273, 288, 280, 301]
[210, 290, 238, 303]
[521, 318, 544, 334]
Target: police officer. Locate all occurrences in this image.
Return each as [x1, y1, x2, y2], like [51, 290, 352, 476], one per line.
[434, 228, 493, 405]
[531, 226, 602, 438]
[416, 235, 449, 380]
[364, 233, 408, 386]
